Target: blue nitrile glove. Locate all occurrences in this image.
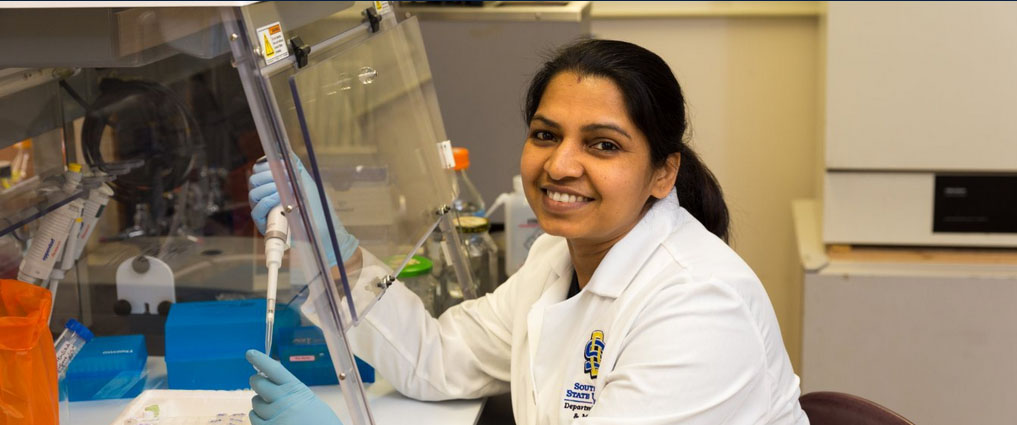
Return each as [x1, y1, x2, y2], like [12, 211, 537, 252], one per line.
[247, 350, 343, 425]
[248, 158, 359, 266]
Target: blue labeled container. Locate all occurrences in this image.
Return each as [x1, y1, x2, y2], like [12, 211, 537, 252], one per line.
[64, 334, 147, 401]
[165, 299, 298, 390]
[279, 326, 374, 386]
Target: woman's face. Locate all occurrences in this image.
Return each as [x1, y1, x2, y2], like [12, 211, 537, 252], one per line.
[521, 72, 677, 246]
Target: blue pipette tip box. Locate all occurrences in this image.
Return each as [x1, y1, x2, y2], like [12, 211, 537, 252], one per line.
[278, 326, 374, 386]
[65, 334, 147, 401]
[165, 299, 298, 390]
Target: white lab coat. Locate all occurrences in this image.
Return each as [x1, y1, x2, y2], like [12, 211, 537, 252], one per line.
[346, 190, 809, 424]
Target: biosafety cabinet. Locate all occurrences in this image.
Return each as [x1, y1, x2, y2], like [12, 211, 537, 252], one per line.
[0, 2, 477, 424]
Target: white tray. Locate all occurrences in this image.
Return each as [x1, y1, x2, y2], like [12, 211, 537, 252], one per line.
[110, 389, 255, 425]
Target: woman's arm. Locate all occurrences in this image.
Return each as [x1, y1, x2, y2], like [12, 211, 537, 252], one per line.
[342, 248, 520, 401]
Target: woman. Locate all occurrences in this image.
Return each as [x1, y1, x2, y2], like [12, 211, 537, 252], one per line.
[246, 39, 809, 424]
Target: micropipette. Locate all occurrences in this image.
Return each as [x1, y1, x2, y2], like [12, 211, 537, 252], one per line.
[263, 196, 290, 355]
[18, 163, 84, 286]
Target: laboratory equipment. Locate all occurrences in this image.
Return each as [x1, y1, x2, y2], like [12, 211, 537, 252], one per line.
[457, 217, 499, 295]
[390, 255, 440, 316]
[439, 216, 499, 311]
[451, 147, 486, 217]
[114, 255, 176, 316]
[487, 175, 541, 275]
[17, 163, 83, 285]
[0, 2, 480, 423]
[65, 334, 147, 401]
[112, 389, 256, 425]
[55, 318, 94, 380]
[72, 183, 114, 261]
[81, 77, 204, 240]
[164, 299, 297, 390]
[263, 204, 290, 355]
[47, 216, 82, 286]
[278, 326, 375, 387]
[823, 2, 1017, 247]
[284, 8, 479, 346]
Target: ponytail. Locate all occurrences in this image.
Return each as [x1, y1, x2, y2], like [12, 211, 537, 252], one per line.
[675, 147, 729, 242]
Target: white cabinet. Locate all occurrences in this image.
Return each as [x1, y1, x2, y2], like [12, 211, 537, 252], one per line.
[796, 199, 1017, 424]
[802, 263, 1017, 425]
[823, 3, 1017, 247]
[825, 2, 1017, 171]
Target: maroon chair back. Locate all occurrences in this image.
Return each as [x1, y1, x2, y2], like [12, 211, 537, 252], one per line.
[800, 392, 915, 425]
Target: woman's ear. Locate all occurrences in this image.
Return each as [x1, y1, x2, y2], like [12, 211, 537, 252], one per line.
[650, 152, 681, 199]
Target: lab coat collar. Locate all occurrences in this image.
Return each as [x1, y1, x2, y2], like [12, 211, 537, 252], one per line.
[583, 188, 681, 299]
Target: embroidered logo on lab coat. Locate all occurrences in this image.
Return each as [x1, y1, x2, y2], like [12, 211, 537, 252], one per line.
[564, 381, 596, 418]
[584, 330, 605, 379]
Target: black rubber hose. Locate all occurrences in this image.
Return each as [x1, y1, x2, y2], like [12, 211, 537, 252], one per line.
[80, 78, 202, 202]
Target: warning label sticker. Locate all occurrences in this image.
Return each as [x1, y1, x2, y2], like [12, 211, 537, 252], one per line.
[257, 22, 289, 65]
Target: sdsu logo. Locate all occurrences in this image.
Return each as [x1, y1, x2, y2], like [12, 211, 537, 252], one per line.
[583, 330, 605, 379]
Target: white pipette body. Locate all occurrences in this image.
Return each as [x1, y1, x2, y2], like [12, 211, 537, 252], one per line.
[264, 204, 289, 355]
[18, 164, 84, 285]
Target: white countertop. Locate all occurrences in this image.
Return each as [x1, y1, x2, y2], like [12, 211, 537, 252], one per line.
[71, 357, 485, 425]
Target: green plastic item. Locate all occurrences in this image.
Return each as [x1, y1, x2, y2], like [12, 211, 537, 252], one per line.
[389, 255, 433, 278]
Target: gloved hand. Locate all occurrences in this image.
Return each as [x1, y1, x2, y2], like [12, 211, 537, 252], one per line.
[249, 157, 359, 266]
[246, 349, 343, 425]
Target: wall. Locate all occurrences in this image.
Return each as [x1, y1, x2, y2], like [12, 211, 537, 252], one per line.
[592, 8, 820, 372]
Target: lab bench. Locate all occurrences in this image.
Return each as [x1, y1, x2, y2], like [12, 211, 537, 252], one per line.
[73, 357, 485, 425]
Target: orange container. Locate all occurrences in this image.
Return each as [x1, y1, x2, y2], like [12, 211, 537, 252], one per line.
[0, 279, 58, 425]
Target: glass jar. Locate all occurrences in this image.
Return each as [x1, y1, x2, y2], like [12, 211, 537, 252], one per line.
[439, 216, 499, 312]
[391, 255, 440, 317]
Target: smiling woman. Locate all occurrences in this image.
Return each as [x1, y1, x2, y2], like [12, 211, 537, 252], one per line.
[246, 38, 808, 425]
[523, 40, 728, 240]
[521, 72, 679, 288]
[520, 40, 731, 291]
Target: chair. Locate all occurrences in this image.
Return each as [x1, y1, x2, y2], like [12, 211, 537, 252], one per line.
[800, 391, 915, 425]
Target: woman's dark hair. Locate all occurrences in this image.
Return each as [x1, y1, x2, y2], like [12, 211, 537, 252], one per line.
[524, 39, 730, 242]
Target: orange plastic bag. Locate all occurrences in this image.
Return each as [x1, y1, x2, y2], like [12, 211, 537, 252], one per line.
[0, 279, 58, 425]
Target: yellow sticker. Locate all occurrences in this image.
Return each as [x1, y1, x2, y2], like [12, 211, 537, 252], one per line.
[256, 22, 289, 65]
[263, 34, 274, 57]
